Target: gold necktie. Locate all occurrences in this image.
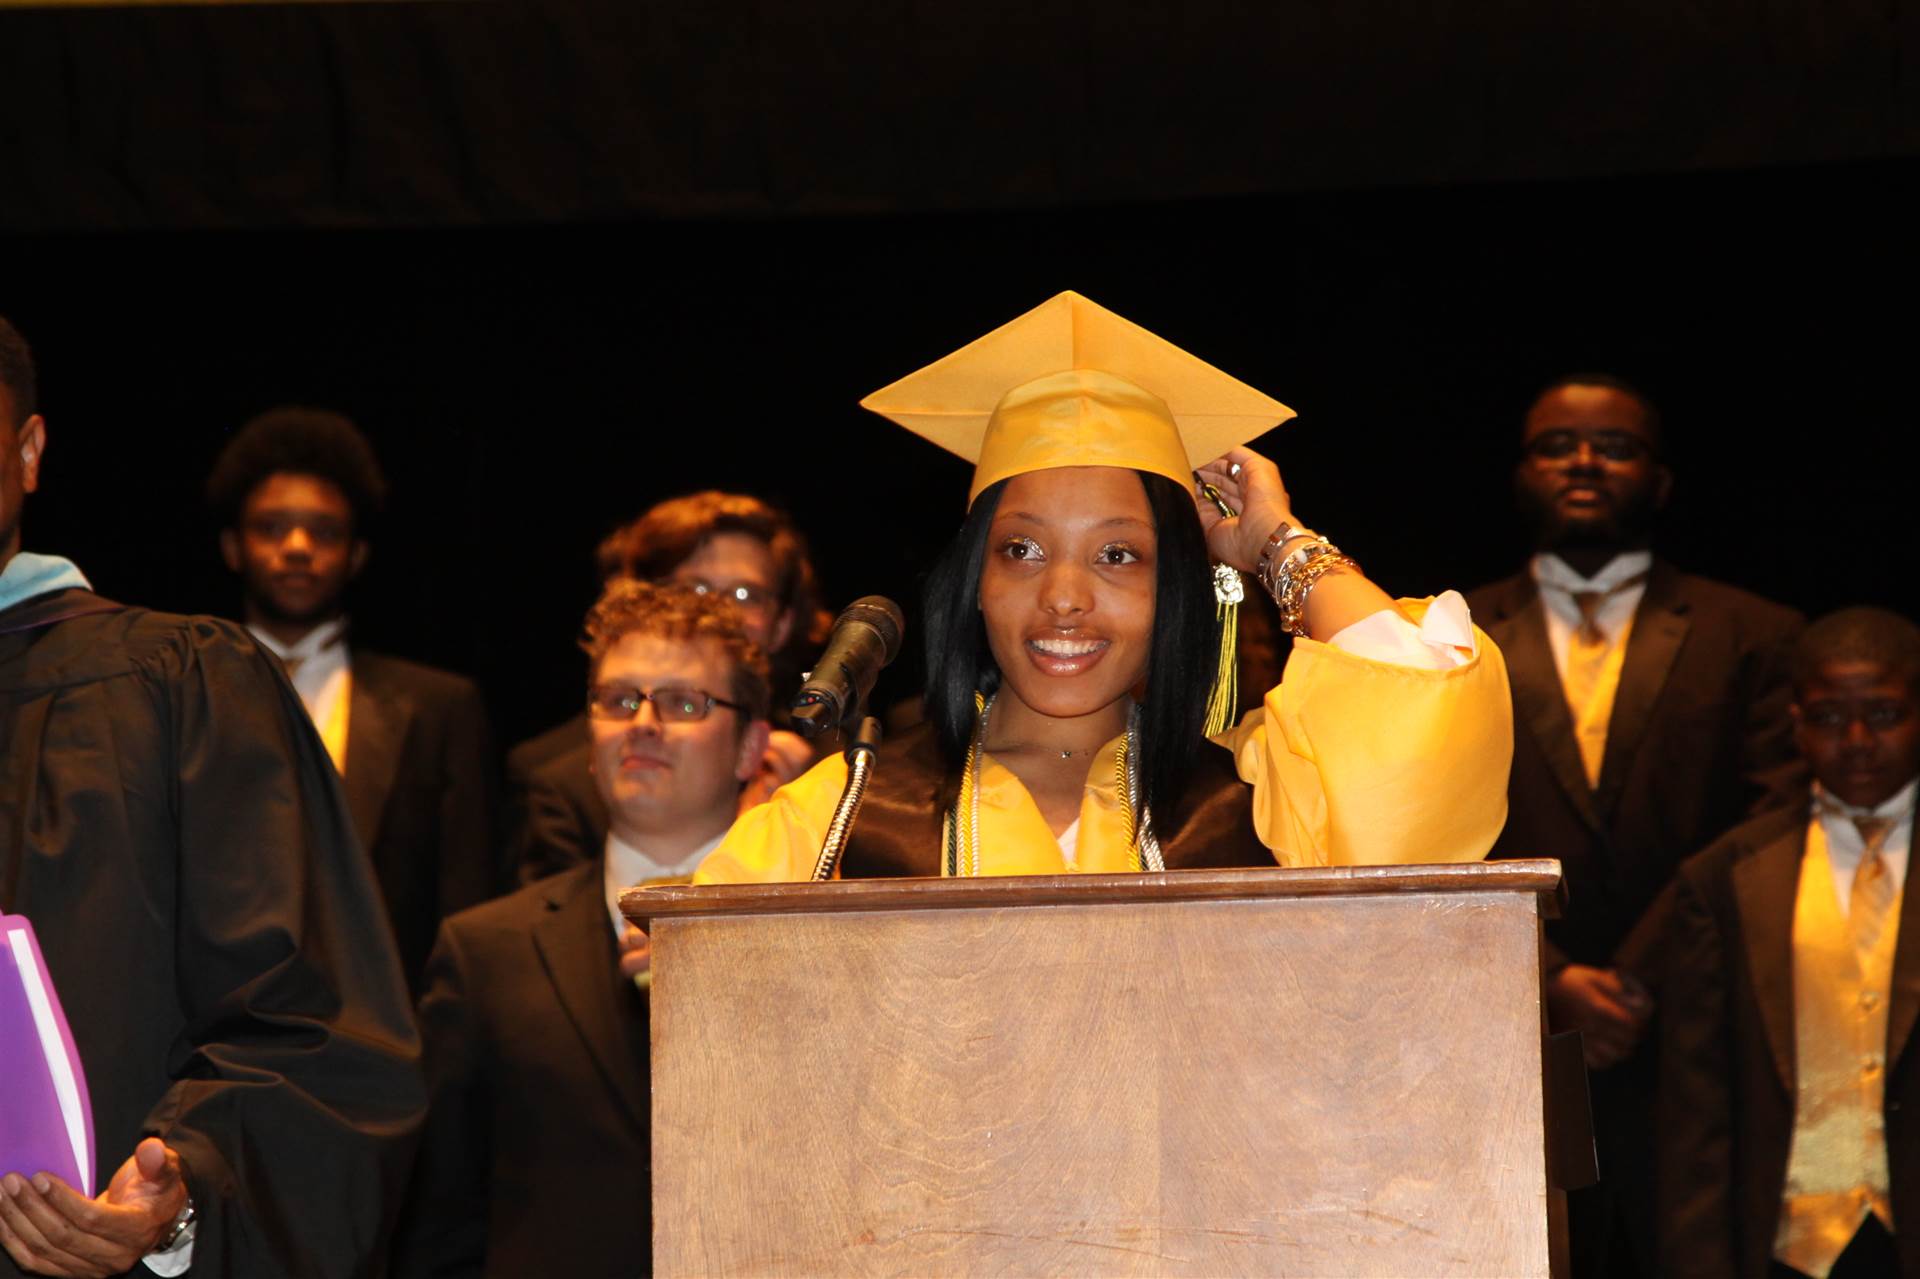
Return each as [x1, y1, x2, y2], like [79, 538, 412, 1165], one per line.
[1563, 589, 1631, 788]
[1851, 817, 1897, 960]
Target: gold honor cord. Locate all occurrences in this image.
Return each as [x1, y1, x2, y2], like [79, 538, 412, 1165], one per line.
[944, 694, 1163, 876]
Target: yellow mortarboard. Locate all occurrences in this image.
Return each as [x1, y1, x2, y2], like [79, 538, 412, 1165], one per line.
[860, 290, 1295, 505]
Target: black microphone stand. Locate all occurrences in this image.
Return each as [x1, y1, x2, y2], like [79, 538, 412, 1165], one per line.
[810, 716, 883, 882]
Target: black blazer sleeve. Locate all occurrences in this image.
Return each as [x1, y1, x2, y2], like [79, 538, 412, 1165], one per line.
[1655, 861, 1739, 1277]
[394, 921, 490, 1279]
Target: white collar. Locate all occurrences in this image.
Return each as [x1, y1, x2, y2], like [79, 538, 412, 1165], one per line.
[1815, 778, 1920, 825]
[248, 615, 350, 664]
[1530, 550, 1653, 597]
[602, 828, 728, 936]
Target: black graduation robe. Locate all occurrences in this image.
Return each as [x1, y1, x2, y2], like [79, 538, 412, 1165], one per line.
[0, 588, 425, 1279]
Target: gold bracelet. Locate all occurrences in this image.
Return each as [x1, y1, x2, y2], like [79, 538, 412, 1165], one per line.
[1276, 546, 1358, 636]
[1260, 529, 1325, 601]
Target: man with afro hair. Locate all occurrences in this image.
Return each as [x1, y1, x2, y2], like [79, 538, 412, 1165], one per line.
[208, 406, 498, 994]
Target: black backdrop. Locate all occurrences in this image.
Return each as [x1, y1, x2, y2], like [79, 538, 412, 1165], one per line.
[2, 0, 1916, 746]
[7, 158, 1915, 745]
[2, 0, 1916, 230]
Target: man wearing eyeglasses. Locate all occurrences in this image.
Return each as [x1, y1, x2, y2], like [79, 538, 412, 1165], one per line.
[1467, 374, 1804, 1279]
[396, 580, 769, 1278]
[507, 491, 829, 886]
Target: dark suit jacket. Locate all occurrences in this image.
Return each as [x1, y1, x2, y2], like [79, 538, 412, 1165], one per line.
[504, 716, 607, 886]
[347, 650, 499, 994]
[1468, 560, 1804, 977]
[1658, 805, 1920, 1278]
[396, 862, 651, 1279]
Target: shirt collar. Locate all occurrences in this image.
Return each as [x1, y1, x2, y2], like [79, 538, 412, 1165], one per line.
[602, 828, 728, 936]
[1814, 778, 1920, 825]
[0, 553, 91, 612]
[248, 615, 350, 664]
[1530, 550, 1653, 597]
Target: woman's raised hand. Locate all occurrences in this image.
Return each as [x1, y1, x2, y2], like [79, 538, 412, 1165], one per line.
[1192, 446, 1298, 574]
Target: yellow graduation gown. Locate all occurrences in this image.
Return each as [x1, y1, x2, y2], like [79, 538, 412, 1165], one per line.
[695, 599, 1513, 883]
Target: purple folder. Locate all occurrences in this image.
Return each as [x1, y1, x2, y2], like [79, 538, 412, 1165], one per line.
[0, 914, 94, 1195]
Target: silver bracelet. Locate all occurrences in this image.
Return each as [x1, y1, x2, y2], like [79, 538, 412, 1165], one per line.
[1274, 544, 1360, 636]
[1254, 521, 1320, 599]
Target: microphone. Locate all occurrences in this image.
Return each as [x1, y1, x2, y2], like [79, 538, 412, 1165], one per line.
[789, 596, 905, 739]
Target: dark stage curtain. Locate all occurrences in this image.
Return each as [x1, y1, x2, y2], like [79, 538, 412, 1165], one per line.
[0, 0, 1915, 231]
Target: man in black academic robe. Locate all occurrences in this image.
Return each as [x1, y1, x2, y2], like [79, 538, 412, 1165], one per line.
[0, 317, 424, 1278]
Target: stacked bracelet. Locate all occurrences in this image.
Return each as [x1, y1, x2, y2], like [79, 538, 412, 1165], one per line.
[1254, 521, 1312, 600]
[1252, 520, 1360, 636]
[1276, 547, 1359, 635]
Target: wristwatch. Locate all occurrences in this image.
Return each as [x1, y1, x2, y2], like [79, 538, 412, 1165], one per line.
[158, 1195, 196, 1252]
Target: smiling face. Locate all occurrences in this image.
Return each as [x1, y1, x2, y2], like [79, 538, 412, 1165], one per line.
[220, 471, 366, 629]
[1793, 659, 1920, 810]
[588, 632, 765, 847]
[1515, 383, 1671, 552]
[977, 467, 1157, 726]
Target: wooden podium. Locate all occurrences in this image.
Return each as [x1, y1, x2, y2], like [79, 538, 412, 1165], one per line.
[627, 859, 1566, 1277]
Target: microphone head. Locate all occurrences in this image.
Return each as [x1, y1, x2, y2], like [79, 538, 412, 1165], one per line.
[839, 596, 905, 662]
[788, 695, 838, 740]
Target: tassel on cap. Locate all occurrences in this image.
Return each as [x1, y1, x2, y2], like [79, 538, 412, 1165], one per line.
[1204, 563, 1243, 738]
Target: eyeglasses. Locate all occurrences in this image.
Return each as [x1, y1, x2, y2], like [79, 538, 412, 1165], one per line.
[1799, 702, 1913, 732]
[682, 579, 778, 616]
[586, 683, 746, 724]
[1523, 431, 1653, 464]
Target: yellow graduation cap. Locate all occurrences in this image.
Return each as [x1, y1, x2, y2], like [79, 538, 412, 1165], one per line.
[860, 290, 1295, 505]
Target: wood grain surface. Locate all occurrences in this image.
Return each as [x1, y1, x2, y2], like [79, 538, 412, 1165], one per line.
[652, 887, 1551, 1276]
[626, 858, 1565, 923]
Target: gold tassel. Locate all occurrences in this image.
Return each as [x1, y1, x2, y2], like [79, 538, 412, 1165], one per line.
[1204, 563, 1242, 738]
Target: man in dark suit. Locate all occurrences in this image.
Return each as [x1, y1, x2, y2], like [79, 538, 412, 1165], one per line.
[1659, 607, 1920, 1278]
[507, 490, 825, 884]
[208, 407, 497, 992]
[1467, 374, 1803, 1278]
[397, 579, 772, 1277]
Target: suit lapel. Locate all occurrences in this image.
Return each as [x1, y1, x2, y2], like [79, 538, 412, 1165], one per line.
[1731, 821, 1806, 1092]
[1486, 577, 1603, 832]
[342, 654, 408, 849]
[532, 866, 651, 1135]
[1886, 853, 1920, 1072]
[1593, 561, 1690, 818]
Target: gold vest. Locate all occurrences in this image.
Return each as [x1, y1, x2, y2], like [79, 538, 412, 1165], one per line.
[1563, 608, 1633, 789]
[1774, 825, 1900, 1277]
[318, 669, 352, 775]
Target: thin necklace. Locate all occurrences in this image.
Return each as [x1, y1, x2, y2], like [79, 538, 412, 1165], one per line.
[944, 694, 1164, 876]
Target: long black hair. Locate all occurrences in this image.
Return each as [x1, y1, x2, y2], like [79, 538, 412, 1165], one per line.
[920, 469, 1219, 827]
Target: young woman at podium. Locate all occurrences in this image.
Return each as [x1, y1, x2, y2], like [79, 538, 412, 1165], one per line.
[694, 291, 1514, 882]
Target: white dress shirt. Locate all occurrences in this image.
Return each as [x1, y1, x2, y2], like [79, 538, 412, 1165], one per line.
[1324, 589, 1479, 671]
[247, 616, 352, 740]
[603, 829, 728, 939]
[1817, 779, 1917, 906]
[1530, 550, 1653, 686]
